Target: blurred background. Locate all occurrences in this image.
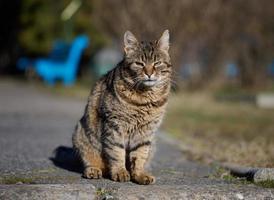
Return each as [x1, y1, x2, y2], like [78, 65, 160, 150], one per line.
[0, 0, 274, 168]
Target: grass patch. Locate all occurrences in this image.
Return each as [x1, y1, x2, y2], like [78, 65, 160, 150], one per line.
[37, 83, 90, 99]
[0, 176, 36, 184]
[1, 75, 91, 99]
[209, 166, 252, 185]
[163, 91, 274, 168]
[160, 168, 179, 175]
[255, 180, 274, 188]
[96, 188, 114, 199]
[96, 188, 108, 196]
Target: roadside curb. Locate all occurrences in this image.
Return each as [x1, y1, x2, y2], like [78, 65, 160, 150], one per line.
[0, 184, 96, 200]
[221, 163, 274, 183]
[1, 183, 273, 200]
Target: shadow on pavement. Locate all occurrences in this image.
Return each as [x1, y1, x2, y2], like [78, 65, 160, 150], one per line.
[50, 146, 83, 174]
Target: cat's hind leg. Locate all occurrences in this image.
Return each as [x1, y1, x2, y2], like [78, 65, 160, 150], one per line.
[83, 153, 104, 179]
[72, 121, 105, 179]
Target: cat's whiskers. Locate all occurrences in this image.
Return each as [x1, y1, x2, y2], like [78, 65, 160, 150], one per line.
[131, 79, 142, 90]
[115, 76, 141, 90]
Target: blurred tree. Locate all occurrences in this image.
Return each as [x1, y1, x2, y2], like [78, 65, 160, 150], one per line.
[0, 0, 21, 73]
[19, 0, 106, 56]
[3, 0, 274, 88]
[91, 0, 274, 88]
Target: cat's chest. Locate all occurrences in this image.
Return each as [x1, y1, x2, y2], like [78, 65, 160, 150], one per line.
[123, 105, 164, 134]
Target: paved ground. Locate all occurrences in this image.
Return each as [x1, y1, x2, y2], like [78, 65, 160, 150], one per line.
[0, 80, 273, 199]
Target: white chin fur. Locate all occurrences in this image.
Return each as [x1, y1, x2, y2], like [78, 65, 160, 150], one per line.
[143, 80, 157, 86]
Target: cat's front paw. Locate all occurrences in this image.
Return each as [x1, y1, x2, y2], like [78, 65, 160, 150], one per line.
[83, 167, 102, 179]
[132, 172, 155, 185]
[111, 168, 130, 182]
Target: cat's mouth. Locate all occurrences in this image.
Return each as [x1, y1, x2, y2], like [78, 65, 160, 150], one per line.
[142, 79, 157, 86]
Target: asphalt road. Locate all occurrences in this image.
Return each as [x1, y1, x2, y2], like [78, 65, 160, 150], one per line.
[0, 80, 273, 199]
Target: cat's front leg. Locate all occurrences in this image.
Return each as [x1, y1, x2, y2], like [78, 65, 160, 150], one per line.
[129, 140, 155, 185]
[102, 128, 130, 182]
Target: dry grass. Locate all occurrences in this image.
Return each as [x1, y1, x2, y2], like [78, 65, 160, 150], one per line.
[162, 91, 274, 168]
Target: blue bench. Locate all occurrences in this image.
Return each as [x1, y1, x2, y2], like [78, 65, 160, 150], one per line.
[17, 35, 89, 86]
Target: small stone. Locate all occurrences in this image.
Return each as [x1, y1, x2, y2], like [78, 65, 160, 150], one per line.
[102, 194, 114, 200]
[254, 168, 274, 183]
[235, 193, 244, 200]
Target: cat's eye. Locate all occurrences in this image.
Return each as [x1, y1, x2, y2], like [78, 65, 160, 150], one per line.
[154, 61, 162, 67]
[135, 62, 145, 67]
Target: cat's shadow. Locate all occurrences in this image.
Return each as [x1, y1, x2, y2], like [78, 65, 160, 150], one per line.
[50, 146, 83, 174]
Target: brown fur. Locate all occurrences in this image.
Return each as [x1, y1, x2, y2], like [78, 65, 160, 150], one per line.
[72, 30, 172, 184]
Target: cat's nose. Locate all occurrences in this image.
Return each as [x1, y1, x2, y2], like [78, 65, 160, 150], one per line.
[145, 72, 154, 79]
[144, 73, 156, 81]
[144, 67, 154, 78]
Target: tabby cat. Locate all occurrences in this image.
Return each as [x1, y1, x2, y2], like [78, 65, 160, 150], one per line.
[72, 30, 172, 185]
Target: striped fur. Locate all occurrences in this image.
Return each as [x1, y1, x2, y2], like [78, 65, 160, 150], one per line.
[72, 30, 171, 185]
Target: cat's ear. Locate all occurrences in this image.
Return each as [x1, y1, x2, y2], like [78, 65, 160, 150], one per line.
[157, 30, 169, 53]
[124, 31, 138, 54]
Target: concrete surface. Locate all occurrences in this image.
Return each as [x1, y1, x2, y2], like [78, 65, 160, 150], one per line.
[0, 80, 273, 199]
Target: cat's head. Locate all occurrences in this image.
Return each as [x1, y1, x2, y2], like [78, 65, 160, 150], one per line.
[123, 30, 171, 88]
